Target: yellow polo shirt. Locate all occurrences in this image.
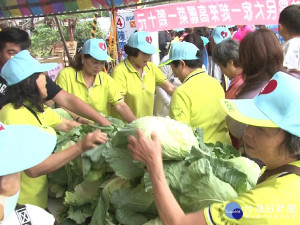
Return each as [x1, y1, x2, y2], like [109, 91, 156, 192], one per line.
[169, 68, 231, 144]
[56, 67, 123, 116]
[111, 58, 166, 118]
[204, 161, 300, 225]
[0, 103, 61, 209]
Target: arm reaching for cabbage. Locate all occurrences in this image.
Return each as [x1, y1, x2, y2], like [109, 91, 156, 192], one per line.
[128, 129, 162, 168]
[127, 129, 207, 225]
[25, 130, 108, 178]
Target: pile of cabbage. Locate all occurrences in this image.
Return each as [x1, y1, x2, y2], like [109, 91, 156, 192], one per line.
[48, 116, 260, 225]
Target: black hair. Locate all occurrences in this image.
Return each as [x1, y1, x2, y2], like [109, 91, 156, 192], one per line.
[0, 27, 31, 51]
[70, 53, 92, 71]
[184, 28, 193, 33]
[169, 30, 176, 38]
[175, 31, 184, 38]
[124, 44, 140, 57]
[6, 73, 44, 112]
[193, 26, 210, 38]
[183, 33, 204, 51]
[279, 5, 300, 36]
[171, 50, 203, 69]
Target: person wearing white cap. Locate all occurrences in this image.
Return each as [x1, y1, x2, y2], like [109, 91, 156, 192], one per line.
[56, 38, 135, 123]
[0, 123, 57, 224]
[111, 31, 176, 119]
[127, 72, 300, 225]
[0, 50, 109, 209]
[159, 41, 231, 145]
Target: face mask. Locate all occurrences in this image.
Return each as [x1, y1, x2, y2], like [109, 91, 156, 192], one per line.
[0, 190, 20, 223]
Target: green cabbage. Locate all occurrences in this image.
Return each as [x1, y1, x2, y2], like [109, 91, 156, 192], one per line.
[53, 108, 74, 120]
[112, 116, 198, 160]
[48, 118, 261, 225]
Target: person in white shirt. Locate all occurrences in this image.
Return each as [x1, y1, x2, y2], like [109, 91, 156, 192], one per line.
[279, 4, 300, 70]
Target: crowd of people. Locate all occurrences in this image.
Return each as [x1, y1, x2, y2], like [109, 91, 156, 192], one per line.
[0, 4, 300, 225]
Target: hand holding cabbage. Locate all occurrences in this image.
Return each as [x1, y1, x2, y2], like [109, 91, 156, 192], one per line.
[128, 129, 163, 170]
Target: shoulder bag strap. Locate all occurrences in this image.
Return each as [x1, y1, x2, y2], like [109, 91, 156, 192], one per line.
[23, 104, 42, 125]
[257, 164, 300, 184]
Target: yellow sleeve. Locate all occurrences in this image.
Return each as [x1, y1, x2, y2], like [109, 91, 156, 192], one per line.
[149, 62, 167, 86]
[55, 68, 69, 91]
[105, 73, 123, 106]
[169, 88, 191, 126]
[111, 65, 128, 96]
[44, 107, 63, 128]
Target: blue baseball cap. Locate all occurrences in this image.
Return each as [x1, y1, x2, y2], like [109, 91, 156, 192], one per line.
[159, 42, 201, 67]
[0, 50, 57, 86]
[127, 31, 157, 54]
[212, 26, 231, 44]
[82, 38, 110, 61]
[221, 72, 300, 137]
[0, 123, 57, 176]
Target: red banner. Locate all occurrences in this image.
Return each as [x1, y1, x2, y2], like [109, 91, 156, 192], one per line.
[135, 0, 297, 32]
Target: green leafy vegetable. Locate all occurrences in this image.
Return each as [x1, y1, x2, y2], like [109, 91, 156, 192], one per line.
[48, 116, 260, 225]
[111, 116, 198, 160]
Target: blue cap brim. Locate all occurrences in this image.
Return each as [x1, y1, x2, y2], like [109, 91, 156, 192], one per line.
[90, 53, 111, 62]
[38, 63, 58, 73]
[221, 99, 277, 127]
[0, 124, 57, 176]
[159, 59, 173, 67]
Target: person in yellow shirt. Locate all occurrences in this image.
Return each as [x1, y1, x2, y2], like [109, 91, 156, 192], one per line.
[160, 41, 231, 144]
[56, 38, 135, 123]
[127, 71, 300, 225]
[111, 31, 176, 119]
[0, 50, 108, 209]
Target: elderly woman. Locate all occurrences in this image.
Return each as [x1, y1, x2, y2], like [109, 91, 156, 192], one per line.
[128, 72, 300, 225]
[212, 38, 243, 99]
[212, 38, 244, 149]
[0, 50, 108, 209]
[111, 31, 176, 119]
[56, 38, 135, 123]
[226, 28, 285, 163]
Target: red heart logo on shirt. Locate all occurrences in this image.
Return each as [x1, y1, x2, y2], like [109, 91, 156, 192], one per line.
[221, 31, 228, 38]
[259, 80, 277, 95]
[99, 42, 107, 51]
[0, 124, 4, 131]
[146, 36, 152, 44]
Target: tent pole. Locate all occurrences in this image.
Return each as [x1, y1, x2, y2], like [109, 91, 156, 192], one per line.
[54, 15, 71, 64]
[111, 0, 119, 64]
